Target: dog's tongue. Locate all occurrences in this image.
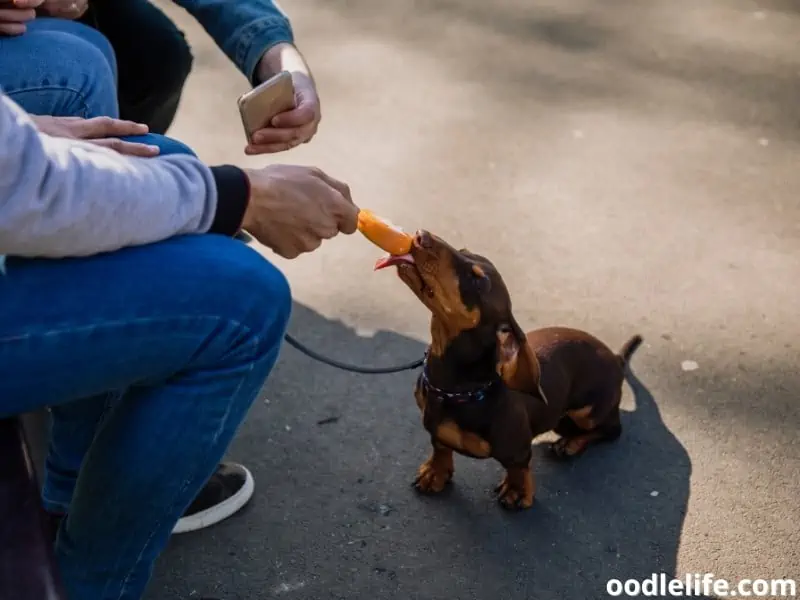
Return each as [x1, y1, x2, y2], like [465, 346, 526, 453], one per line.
[374, 253, 415, 271]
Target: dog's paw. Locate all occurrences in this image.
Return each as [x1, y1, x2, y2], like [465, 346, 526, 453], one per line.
[495, 472, 534, 510]
[550, 436, 589, 459]
[413, 458, 453, 494]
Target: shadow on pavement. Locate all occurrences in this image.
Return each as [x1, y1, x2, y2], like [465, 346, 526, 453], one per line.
[149, 302, 693, 600]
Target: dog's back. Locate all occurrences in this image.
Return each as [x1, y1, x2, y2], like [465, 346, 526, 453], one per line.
[522, 327, 640, 429]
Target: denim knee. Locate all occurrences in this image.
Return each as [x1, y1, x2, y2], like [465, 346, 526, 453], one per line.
[226, 243, 292, 351]
[27, 17, 117, 75]
[171, 235, 293, 352]
[0, 19, 118, 118]
[256, 265, 292, 352]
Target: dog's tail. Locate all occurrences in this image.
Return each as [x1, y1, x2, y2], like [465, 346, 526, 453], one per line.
[617, 334, 643, 368]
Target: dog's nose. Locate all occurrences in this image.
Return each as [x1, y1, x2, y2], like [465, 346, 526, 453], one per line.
[415, 230, 433, 249]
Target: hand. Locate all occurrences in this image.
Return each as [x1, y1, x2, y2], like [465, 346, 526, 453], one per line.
[37, 0, 88, 19]
[31, 115, 161, 157]
[245, 71, 321, 155]
[241, 165, 358, 259]
[0, 0, 44, 36]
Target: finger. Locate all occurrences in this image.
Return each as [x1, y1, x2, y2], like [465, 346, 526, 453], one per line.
[316, 223, 340, 240]
[244, 141, 298, 155]
[291, 122, 318, 145]
[72, 0, 88, 16]
[0, 20, 25, 34]
[313, 169, 353, 205]
[58, 2, 88, 19]
[90, 138, 160, 157]
[334, 201, 359, 235]
[250, 127, 297, 146]
[271, 104, 315, 129]
[299, 235, 323, 254]
[80, 116, 149, 139]
[274, 244, 300, 260]
[12, 0, 44, 8]
[0, 7, 34, 21]
[306, 220, 338, 241]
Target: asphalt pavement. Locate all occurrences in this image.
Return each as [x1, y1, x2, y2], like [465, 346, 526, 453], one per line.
[146, 0, 799, 598]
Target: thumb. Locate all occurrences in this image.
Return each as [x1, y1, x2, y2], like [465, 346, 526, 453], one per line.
[335, 200, 359, 235]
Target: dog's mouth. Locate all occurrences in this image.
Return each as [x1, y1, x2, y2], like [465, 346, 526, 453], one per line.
[374, 253, 435, 299]
[374, 253, 414, 271]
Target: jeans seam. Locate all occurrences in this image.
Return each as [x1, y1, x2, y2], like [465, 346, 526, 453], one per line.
[113, 331, 262, 600]
[6, 85, 91, 118]
[0, 315, 254, 344]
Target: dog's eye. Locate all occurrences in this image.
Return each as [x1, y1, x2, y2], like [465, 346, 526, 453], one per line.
[470, 264, 491, 292]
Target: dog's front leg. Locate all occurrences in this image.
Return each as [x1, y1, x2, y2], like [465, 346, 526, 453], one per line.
[495, 458, 535, 510]
[414, 441, 454, 493]
[413, 400, 456, 493]
[491, 415, 535, 509]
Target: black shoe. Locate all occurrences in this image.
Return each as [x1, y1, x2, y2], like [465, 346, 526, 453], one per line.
[46, 463, 255, 541]
[172, 462, 254, 534]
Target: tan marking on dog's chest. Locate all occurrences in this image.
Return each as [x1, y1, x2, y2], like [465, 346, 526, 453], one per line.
[414, 384, 426, 413]
[428, 313, 478, 357]
[434, 421, 492, 457]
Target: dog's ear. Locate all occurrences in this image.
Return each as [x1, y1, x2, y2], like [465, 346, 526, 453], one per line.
[495, 319, 543, 398]
[495, 324, 520, 380]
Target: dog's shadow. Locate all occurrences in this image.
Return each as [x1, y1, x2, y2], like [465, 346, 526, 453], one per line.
[440, 366, 695, 598]
[150, 303, 697, 600]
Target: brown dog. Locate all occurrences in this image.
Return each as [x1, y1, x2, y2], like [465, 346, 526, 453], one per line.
[375, 230, 642, 510]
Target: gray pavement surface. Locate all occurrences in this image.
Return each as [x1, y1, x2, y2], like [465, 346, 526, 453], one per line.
[148, 0, 799, 598]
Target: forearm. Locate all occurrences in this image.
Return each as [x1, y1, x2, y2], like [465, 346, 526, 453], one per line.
[254, 41, 311, 83]
[171, 0, 295, 83]
[0, 92, 249, 258]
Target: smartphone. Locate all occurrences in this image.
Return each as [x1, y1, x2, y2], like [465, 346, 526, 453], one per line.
[237, 70, 296, 142]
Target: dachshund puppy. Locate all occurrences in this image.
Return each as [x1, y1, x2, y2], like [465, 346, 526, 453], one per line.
[375, 230, 642, 509]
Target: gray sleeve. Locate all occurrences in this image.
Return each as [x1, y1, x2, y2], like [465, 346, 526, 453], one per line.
[0, 89, 219, 258]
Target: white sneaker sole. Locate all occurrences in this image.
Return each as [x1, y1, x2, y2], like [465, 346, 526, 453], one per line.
[172, 465, 255, 534]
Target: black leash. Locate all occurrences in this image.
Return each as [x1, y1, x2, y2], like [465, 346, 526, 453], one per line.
[283, 333, 425, 374]
[232, 234, 424, 374]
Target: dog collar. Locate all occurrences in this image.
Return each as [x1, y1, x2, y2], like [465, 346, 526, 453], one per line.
[419, 354, 549, 406]
[419, 360, 498, 405]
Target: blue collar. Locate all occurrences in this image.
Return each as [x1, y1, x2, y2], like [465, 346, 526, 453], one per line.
[419, 359, 498, 405]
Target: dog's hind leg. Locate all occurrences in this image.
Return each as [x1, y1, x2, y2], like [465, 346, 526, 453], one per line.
[551, 390, 623, 459]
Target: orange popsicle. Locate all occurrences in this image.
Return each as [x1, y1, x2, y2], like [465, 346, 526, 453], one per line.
[357, 209, 413, 256]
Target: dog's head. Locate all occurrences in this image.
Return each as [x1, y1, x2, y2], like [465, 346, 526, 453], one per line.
[375, 230, 540, 389]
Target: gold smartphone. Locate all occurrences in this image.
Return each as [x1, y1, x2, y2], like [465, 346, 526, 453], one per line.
[237, 70, 296, 142]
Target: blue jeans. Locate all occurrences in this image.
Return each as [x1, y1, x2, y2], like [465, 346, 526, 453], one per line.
[0, 17, 287, 600]
[0, 18, 119, 118]
[0, 237, 291, 600]
[0, 16, 193, 157]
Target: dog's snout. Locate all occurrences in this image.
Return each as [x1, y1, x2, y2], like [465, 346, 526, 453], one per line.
[415, 230, 434, 249]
